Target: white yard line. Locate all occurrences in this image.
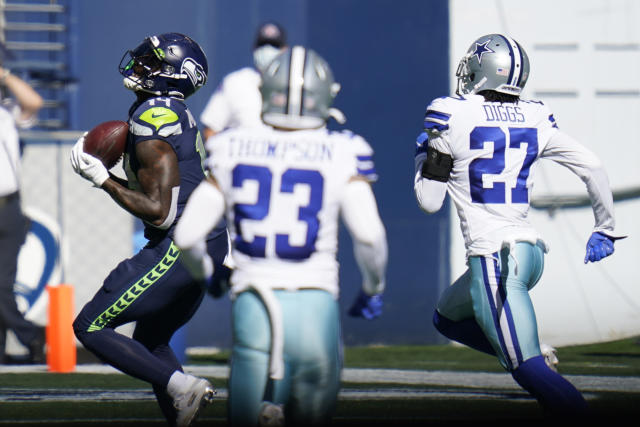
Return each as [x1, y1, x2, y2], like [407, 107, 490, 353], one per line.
[2, 364, 639, 393]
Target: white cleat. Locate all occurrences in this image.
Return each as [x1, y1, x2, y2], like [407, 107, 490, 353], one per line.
[540, 343, 559, 372]
[173, 375, 215, 427]
[258, 401, 285, 427]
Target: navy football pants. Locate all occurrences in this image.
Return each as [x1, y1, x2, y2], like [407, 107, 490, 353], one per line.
[73, 233, 227, 419]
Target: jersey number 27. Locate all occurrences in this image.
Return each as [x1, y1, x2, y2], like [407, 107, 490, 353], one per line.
[468, 126, 538, 204]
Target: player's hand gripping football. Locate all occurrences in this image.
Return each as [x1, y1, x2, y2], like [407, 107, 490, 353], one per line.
[70, 133, 109, 187]
[348, 289, 383, 320]
[584, 231, 626, 263]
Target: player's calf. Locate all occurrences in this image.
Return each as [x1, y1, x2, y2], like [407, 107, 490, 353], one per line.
[511, 355, 587, 417]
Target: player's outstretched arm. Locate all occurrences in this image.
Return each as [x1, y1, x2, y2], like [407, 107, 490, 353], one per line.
[174, 175, 226, 280]
[542, 131, 615, 231]
[541, 130, 627, 263]
[340, 177, 388, 319]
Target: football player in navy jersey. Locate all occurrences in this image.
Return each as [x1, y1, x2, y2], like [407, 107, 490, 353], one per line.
[70, 33, 228, 426]
[414, 34, 624, 417]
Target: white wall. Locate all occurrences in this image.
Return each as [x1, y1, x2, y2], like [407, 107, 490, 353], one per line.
[449, 0, 640, 346]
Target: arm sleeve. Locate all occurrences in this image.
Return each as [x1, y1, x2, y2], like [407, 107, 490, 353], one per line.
[413, 131, 448, 213]
[200, 85, 230, 133]
[340, 179, 388, 295]
[414, 166, 448, 213]
[173, 179, 226, 279]
[540, 130, 615, 232]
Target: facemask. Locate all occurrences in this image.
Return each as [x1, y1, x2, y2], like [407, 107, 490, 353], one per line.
[253, 45, 281, 72]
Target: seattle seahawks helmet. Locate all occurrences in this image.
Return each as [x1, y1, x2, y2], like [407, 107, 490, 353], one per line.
[119, 32, 208, 99]
[260, 45, 341, 130]
[456, 34, 530, 96]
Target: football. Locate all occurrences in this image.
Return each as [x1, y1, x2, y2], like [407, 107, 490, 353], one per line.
[83, 120, 129, 169]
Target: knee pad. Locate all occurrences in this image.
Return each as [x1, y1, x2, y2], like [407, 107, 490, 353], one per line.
[432, 310, 447, 334]
[433, 310, 496, 356]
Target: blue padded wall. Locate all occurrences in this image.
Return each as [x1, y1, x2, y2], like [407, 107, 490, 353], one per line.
[75, 0, 450, 346]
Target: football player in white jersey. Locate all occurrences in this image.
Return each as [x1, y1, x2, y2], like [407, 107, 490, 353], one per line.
[414, 34, 623, 416]
[175, 46, 387, 426]
[199, 22, 288, 140]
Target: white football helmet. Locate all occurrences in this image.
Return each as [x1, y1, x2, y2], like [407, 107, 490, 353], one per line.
[260, 45, 341, 130]
[456, 34, 530, 96]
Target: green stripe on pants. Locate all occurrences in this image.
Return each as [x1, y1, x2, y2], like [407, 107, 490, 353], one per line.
[87, 242, 180, 332]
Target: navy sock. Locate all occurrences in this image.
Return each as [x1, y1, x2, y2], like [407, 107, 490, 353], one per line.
[433, 311, 496, 356]
[74, 327, 176, 386]
[512, 355, 587, 416]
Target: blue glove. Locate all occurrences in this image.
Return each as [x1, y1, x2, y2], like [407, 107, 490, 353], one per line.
[204, 263, 232, 298]
[348, 290, 383, 320]
[584, 232, 616, 263]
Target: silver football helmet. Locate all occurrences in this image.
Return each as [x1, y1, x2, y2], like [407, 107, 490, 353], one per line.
[260, 45, 341, 129]
[456, 34, 530, 96]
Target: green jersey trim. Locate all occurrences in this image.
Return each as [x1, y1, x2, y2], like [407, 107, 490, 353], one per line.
[138, 107, 179, 131]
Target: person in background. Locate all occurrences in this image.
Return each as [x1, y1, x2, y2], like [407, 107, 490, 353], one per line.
[414, 33, 624, 416]
[175, 46, 387, 426]
[199, 21, 288, 140]
[0, 43, 44, 365]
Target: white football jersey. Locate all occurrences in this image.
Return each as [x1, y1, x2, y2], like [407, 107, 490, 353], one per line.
[206, 125, 377, 296]
[0, 106, 21, 196]
[418, 94, 614, 256]
[200, 67, 262, 132]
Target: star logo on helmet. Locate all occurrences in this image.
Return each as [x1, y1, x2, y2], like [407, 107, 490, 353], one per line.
[472, 40, 494, 65]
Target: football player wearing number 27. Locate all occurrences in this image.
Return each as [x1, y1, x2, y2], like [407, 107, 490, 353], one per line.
[69, 33, 230, 427]
[415, 34, 625, 416]
[174, 46, 388, 426]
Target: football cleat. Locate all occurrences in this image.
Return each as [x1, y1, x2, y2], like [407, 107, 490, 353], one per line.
[540, 343, 559, 372]
[172, 375, 215, 427]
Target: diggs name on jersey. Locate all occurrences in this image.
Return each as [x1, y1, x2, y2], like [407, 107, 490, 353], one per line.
[483, 104, 525, 123]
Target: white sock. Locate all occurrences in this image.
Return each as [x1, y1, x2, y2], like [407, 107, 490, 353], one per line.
[167, 370, 190, 398]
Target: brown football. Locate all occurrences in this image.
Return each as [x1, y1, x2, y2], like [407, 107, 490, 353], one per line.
[83, 120, 129, 169]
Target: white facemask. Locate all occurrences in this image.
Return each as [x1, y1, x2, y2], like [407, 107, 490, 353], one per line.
[253, 45, 281, 72]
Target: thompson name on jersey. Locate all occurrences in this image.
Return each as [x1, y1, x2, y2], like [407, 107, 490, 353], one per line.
[206, 124, 377, 297]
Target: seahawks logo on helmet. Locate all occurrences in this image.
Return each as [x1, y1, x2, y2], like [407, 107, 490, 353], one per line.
[120, 33, 208, 99]
[181, 57, 206, 89]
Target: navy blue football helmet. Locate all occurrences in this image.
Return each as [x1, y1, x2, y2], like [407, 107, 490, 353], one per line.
[119, 32, 208, 99]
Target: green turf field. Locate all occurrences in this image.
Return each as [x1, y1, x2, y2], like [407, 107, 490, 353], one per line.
[2, 337, 640, 425]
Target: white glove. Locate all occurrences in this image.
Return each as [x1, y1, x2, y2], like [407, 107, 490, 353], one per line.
[70, 134, 109, 187]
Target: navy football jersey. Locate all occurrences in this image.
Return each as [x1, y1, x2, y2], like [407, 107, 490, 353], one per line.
[124, 96, 226, 242]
